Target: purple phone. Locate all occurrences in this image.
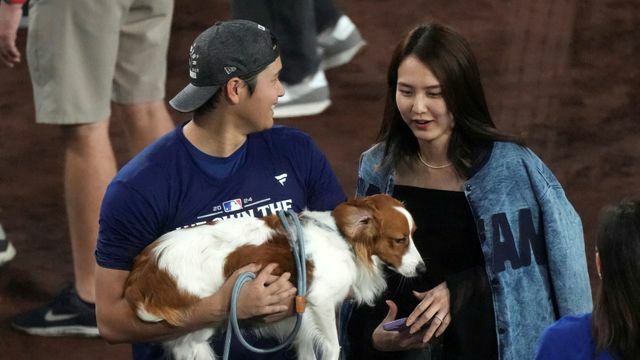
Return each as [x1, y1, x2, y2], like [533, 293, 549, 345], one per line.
[382, 317, 408, 331]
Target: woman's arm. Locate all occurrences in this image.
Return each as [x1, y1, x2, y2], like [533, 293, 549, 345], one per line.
[532, 157, 592, 315]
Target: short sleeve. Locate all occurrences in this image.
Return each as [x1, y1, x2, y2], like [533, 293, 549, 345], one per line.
[96, 181, 164, 270]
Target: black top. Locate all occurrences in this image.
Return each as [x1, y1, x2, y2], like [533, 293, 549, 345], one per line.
[346, 186, 498, 360]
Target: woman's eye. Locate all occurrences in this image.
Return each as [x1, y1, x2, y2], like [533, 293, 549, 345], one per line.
[398, 90, 412, 96]
[427, 92, 442, 98]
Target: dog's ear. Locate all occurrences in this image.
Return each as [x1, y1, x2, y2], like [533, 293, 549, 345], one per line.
[333, 201, 378, 240]
[333, 201, 380, 270]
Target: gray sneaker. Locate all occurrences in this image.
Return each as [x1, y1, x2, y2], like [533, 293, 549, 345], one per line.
[0, 223, 16, 266]
[317, 15, 366, 70]
[274, 70, 331, 118]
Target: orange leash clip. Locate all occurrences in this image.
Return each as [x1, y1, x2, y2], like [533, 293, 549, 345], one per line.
[295, 295, 307, 313]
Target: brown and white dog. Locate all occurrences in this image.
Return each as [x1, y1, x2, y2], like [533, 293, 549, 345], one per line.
[124, 194, 425, 360]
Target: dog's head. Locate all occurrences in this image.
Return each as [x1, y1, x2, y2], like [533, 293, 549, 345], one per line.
[332, 194, 425, 277]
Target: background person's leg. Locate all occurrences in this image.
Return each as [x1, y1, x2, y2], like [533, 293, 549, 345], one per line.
[314, 0, 366, 71]
[11, 120, 115, 338]
[0, 223, 16, 266]
[113, 0, 174, 153]
[313, 0, 341, 34]
[113, 101, 175, 155]
[12, 0, 121, 337]
[62, 120, 117, 303]
[232, 0, 330, 118]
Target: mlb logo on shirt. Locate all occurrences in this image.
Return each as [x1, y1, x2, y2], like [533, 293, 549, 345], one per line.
[223, 199, 243, 213]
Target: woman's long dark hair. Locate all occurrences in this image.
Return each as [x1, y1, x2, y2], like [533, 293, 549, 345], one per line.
[592, 200, 640, 359]
[378, 23, 520, 177]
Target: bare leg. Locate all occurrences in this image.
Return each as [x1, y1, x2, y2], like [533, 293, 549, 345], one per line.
[63, 101, 172, 303]
[62, 120, 117, 303]
[113, 100, 174, 156]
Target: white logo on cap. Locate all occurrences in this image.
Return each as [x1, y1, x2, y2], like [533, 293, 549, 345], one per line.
[224, 66, 237, 75]
[258, 25, 266, 31]
[189, 45, 199, 79]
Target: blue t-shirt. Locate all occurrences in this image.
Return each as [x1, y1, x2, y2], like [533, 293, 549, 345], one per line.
[97, 123, 346, 359]
[535, 313, 615, 360]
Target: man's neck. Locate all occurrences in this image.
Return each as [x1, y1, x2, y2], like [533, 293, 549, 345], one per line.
[183, 111, 248, 158]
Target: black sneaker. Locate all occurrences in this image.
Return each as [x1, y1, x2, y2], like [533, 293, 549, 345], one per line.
[0, 223, 16, 266]
[12, 286, 100, 337]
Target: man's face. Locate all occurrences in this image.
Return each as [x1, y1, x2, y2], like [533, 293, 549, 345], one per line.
[237, 57, 284, 132]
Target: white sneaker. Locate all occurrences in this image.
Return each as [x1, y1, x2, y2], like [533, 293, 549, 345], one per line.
[317, 15, 366, 70]
[0, 223, 16, 266]
[274, 70, 331, 118]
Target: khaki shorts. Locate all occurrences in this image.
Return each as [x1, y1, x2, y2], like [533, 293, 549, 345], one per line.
[27, 0, 174, 124]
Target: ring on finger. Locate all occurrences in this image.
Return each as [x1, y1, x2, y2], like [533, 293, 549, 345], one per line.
[434, 314, 443, 322]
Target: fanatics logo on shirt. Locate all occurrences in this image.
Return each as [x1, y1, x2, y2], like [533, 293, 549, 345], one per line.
[275, 173, 287, 186]
[222, 199, 243, 212]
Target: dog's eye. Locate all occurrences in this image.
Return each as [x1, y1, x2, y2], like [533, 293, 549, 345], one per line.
[393, 237, 407, 245]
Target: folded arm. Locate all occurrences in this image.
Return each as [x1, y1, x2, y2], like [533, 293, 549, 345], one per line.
[95, 263, 296, 344]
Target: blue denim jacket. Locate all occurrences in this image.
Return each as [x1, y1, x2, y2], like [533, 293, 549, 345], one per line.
[353, 141, 592, 360]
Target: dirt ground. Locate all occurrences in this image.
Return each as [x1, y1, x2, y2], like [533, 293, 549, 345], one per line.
[0, 0, 638, 358]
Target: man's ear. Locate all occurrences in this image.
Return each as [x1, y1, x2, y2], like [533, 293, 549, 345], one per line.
[224, 78, 244, 104]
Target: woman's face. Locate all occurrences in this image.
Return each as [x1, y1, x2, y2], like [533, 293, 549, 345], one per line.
[395, 55, 454, 146]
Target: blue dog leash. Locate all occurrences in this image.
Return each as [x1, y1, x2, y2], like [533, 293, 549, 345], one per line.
[222, 209, 308, 360]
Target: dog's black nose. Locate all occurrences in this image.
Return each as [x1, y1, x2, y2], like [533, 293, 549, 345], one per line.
[416, 262, 427, 275]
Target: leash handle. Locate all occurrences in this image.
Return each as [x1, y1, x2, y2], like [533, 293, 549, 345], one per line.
[278, 209, 308, 296]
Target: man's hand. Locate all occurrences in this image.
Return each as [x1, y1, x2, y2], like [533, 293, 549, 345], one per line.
[222, 263, 297, 320]
[0, 2, 23, 68]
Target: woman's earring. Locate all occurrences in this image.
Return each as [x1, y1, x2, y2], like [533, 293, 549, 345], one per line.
[595, 247, 602, 280]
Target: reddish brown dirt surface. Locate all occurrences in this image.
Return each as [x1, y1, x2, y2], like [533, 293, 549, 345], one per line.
[1, 0, 638, 358]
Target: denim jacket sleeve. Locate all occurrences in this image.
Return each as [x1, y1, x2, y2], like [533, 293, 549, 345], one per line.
[356, 143, 394, 198]
[524, 149, 593, 315]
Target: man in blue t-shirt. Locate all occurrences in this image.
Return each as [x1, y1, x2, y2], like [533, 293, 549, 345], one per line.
[95, 20, 346, 359]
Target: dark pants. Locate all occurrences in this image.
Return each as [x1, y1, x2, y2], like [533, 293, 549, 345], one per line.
[231, 0, 341, 84]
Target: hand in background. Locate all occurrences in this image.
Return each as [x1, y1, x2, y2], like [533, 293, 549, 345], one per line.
[372, 300, 430, 352]
[0, 2, 23, 68]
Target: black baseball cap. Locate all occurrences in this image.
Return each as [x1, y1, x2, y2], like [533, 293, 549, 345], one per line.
[169, 20, 280, 113]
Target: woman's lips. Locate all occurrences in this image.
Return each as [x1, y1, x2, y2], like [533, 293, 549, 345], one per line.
[412, 119, 433, 129]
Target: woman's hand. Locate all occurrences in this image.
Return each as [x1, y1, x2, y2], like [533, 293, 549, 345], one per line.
[406, 281, 451, 342]
[372, 300, 430, 352]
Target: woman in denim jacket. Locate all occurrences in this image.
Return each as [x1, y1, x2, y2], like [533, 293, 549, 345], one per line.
[344, 23, 592, 360]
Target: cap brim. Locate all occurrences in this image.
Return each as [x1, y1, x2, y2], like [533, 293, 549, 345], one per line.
[169, 83, 221, 113]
